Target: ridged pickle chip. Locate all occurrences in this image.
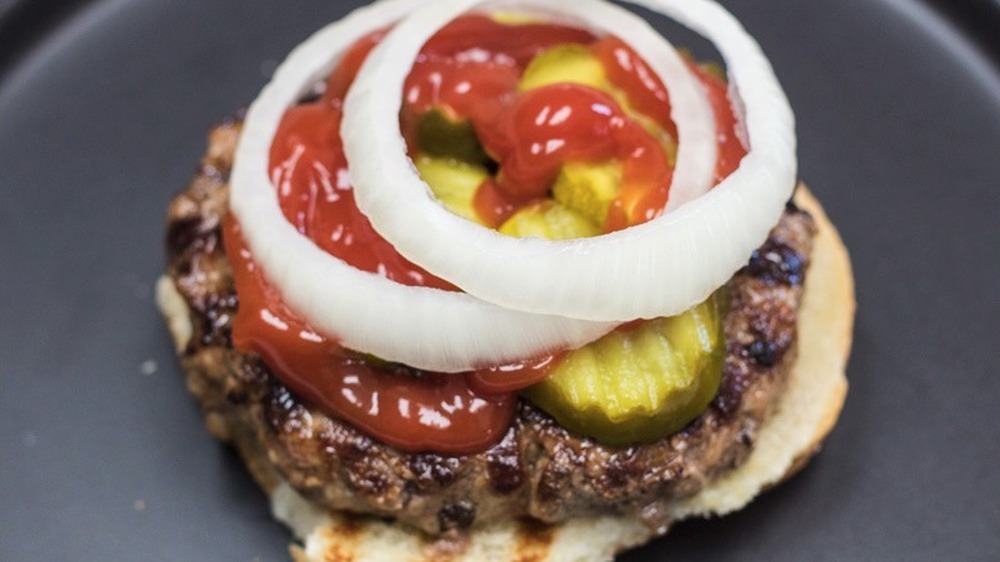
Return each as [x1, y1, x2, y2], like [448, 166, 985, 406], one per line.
[523, 294, 724, 446]
[499, 200, 600, 239]
[414, 153, 489, 223]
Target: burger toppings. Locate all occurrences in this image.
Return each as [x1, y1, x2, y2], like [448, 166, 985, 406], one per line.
[340, 0, 795, 325]
[224, 221, 518, 453]
[164, 131, 817, 531]
[521, 293, 725, 446]
[223, 0, 797, 454]
[234, 1, 656, 372]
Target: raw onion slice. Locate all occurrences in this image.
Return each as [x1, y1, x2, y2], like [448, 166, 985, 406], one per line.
[343, 0, 796, 322]
[229, 0, 619, 373]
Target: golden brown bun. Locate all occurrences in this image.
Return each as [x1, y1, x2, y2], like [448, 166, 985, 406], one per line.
[157, 185, 854, 562]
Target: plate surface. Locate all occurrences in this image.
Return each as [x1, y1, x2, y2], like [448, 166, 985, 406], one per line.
[2, 1, 999, 560]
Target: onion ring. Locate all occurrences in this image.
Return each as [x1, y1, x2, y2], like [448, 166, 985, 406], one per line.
[229, 0, 621, 373]
[343, 0, 796, 322]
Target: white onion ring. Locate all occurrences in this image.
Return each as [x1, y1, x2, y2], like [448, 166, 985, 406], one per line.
[229, 0, 619, 372]
[343, 0, 796, 322]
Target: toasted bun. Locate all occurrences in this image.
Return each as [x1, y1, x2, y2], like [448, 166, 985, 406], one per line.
[157, 186, 854, 561]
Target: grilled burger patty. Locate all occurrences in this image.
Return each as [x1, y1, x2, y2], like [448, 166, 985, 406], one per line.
[163, 119, 816, 536]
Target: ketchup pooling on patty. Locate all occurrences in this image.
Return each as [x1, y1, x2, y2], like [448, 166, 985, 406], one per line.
[225, 15, 746, 454]
[225, 218, 521, 453]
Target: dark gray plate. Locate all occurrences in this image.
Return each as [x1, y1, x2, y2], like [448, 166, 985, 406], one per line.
[2, 1, 999, 560]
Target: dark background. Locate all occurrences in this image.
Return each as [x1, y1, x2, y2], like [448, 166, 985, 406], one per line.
[2, 1, 999, 560]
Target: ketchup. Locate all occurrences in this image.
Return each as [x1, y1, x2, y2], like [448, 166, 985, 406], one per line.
[269, 102, 455, 291]
[476, 83, 673, 229]
[689, 62, 746, 182]
[472, 178, 538, 228]
[226, 16, 747, 455]
[224, 219, 516, 453]
[594, 35, 746, 183]
[419, 14, 597, 67]
[593, 36, 677, 139]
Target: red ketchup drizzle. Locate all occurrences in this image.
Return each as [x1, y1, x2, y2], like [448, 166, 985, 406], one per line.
[226, 16, 747, 455]
[419, 14, 597, 67]
[689, 62, 747, 182]
[466, 353, 565, 395]
[224, 219, 516, 454]
[324, 28, 389, 103]
[269, 102, 455, 291]
[400, 57, 521, 155]
[593, 36, 677, 139]
[472, 178, 538, 228]
[593, 35, 746, 182]
[475, 83, 673, 230]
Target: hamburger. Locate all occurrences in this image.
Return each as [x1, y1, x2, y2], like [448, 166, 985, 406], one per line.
[157, 0, 855, 559]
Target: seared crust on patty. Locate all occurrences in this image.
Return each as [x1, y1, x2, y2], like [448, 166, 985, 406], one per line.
[162, 121, 816, 536]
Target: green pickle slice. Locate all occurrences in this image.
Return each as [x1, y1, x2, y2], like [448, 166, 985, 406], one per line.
[519, 44, 607, 92]
[417, 107, 490, 165]
[523, 294, 725, 446]
[414, 154, 488, 223]
[551, 160, 623, 226]
[498, 200, 600, 240]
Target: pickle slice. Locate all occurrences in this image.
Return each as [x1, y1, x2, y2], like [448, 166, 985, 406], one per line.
[523, 294, 725, 446]
[551, 160, 623, 226]
[519, 44, 607, 92]
[414, 154, 489, 223]
[417, 107, 490, 165]
[498, 200, 600, 240]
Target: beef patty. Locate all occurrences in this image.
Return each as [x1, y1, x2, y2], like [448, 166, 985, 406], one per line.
[163, 119, 816, 536]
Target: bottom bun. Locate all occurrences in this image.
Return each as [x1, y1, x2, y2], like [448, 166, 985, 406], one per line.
[157, 186, 854, 562]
